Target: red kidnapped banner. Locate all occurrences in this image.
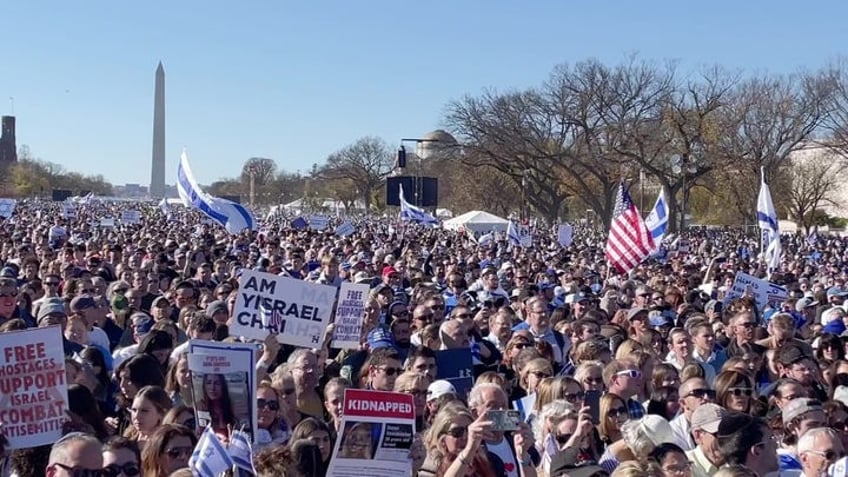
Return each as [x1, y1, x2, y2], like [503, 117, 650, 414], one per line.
[343, 389, 414, 420]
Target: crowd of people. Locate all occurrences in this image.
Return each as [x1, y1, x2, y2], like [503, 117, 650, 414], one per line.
[0, 199, 846, 477]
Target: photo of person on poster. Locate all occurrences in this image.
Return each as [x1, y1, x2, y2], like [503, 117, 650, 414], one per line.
[339, 422, 376, 459]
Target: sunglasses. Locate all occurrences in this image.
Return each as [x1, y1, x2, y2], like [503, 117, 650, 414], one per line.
[380, 367, 404, 376]
[102, 463, 140, 477]
[615, 369, 642, 379]
[564, 392, 585, 403]
[727, 387, 753, 397]
[530, 370, 552, 379]
[49, 463, 104, 477]
[454, 313, 472, 319]
[445, 427, 467, 438]
[257, 398, 280, 411]
[555, 433, 573, 445]
[165, 446, 193, 459]
[608, 406, 629, 417]
[810, 449, 844, 462]
[686, 389, 717, 400]
[415, 313, 434, 322]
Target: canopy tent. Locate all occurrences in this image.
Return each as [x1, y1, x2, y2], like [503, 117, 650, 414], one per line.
[442, 210, 510, 234]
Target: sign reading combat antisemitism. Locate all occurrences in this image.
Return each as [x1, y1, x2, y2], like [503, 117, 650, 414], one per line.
[231, 270, 336, 347]
[331, 282, 369, 349]
[0, 326, 68, 449]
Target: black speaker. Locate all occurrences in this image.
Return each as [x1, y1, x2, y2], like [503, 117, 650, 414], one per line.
[397, 146, 407, 169]
[52, 189, 72, 202]
[386, 176, 438, 207]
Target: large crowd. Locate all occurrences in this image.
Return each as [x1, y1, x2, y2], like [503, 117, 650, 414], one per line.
[0, 199, 846, 477]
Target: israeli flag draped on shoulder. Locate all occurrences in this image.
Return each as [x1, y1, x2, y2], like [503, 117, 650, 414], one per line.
[756, 167, 781, 274]
[177, 150, 256, 234]
[644, 188, 669, 245]
[398, 184, 438, 225]
[189, 426, 234, 477]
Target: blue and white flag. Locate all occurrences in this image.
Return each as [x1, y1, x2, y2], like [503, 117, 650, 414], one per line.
[807, 227, 818, 247]
[506, 221, 521, 247]
[177, 150, 256, 234]
[398, 184, 438, 225]
[757, 167, 781, 273]
[228, 429, 255, 474]
[189, 426, 234, 477]
[644, 188, 669, 245]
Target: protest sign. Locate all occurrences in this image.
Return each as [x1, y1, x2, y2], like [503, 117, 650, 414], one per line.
[0, 198, 16, 218]
[188, 340, 257, 443]
[100, 217, 116, 228]
[61, 204, 75, 220]
[291, 217, 308, 230]
[310, 215, 329, 231]
[557, 224, 573, 247]
[0, 326, 68, 449]
[336, 221, 355, 237]
[434, 348, 473, 399]
[327, 389, 414, 477]
[332, 282, 369, 349]
[121, 209, 141, 224]
[518, 225, 532, 248]
[231, 269, 335, 346]
[724, 271, 788, 311]
[513, 392, 537, 422]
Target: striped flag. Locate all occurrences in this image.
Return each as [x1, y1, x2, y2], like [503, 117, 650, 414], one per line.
[228, 429, 256, 474]
[398, 184, 438, 225]
[605, 182, 655, 274]
[189, 426, 234, 477]
[260, 305, 284, 333]
[757, 167, 781, 274]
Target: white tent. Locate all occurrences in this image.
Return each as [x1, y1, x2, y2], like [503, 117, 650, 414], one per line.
[443, 210, 510, 234]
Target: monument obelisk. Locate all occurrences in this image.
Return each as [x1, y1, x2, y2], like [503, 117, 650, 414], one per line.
[150, 61, 166, 198]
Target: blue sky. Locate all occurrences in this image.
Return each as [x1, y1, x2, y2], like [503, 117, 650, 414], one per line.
[3, 1, 847, 186]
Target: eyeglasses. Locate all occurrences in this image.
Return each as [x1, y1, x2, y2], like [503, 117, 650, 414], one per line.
[257, 398, 280, 411]
[564, 392, 585, 403]
[727, 387, 753, 397]
[379, 367, 404, 376]
[102, 462, 140, 477]
[662, 463, 692, 476]
[555, 433, 573, 445]
[48, 463, 104, 477]
[454, 313, 472, 319]
[807, 449, 844, 462]
[686, 388, 716, 400]
[530, 370, 552, 379]
[445, 427, 467, 438]
[608, 406, 629, 417]
[615, 369, 642, 379]
[165, 446, 193, 459]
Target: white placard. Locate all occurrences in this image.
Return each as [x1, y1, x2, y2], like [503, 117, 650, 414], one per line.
[724, 271, 788, 311]
[310, 215, 329, 231]
[331, 282, 369, 349]
[100, 217, 115, 228]
[335, 221, 355, 237]
[61, 204, 75, 219]
[0, 198, 17, 218]
[557, 224, 573, 247]
[121, 209, 141, 224]
[231, 270, 336, 347]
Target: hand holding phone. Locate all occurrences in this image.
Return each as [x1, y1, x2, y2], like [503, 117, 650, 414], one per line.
[488, 410, 521, 432]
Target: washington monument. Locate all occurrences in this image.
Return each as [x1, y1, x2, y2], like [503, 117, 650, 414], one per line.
[150, 61, 166, 198]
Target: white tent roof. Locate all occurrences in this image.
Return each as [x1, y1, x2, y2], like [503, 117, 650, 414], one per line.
[443, 210, 510, 233]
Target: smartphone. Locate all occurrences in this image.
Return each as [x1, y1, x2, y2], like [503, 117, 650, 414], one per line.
[585, 390, 602, 425]
[488, 410, 521, 432]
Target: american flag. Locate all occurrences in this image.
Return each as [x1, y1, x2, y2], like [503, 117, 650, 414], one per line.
[605, 182, 655, 274]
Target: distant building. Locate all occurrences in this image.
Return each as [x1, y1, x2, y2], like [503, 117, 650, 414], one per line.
[789, 141, 848, 219]
[0, 116, 17, 163]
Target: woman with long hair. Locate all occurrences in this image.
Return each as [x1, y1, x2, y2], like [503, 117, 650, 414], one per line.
[164, 352, 192, 407]
[140, 424, 197, 477]
[111, 354, 165, 435]
[290, 417, 333, 477]
[419, 402, 498, 477]
[125, 385, 172, 449]
[197, 373, 236, 431]
[598, 393, 629, 446]
[323, 377, 350, 433]
[714, 370, 755, 413]
[256, 381, 290, 451]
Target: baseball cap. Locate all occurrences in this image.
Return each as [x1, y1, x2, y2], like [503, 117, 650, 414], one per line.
[37, 302, 67, 322]
[691, 403, 728, 434]
[427, 380, 456, 402]
[131, 313, 154, 334]
[796, 297, 819, 312]
[627, 308, 649, 321]
[828, 287, 848, 298]
[353, 271, 372, 284]
[649, 310, 671, 327]
[367, 327, 394, 350]
[782, 398, 823, 426]
[549, 447, 608, 477]
[151, 296, 170, 308]
[382, 266, 399, 278]
[205, 300, 228, 318]
[69, 295, 97, 312]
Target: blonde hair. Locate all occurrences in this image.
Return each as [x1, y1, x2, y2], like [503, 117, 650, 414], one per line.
[424, 401, 473, 460]
[598, 393, 626, 442]
[615, 339, 644, 360]
[393, 371, 430, 393]
[534, 377, 575, 414]
[520, 358, 553, 390]
[532, 399, 576, 443]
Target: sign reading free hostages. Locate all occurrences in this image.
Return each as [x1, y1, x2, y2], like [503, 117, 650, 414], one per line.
[231, 270, 336, 347]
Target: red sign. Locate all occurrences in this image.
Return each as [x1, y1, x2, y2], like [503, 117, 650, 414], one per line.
[343, 389, 415, 420]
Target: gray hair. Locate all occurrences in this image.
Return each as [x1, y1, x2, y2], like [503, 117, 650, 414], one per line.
[532, 399, 576, 443]
[49, 432, 101, 466]
[467, 382, 506, 410]
[798, 427, 838, 455]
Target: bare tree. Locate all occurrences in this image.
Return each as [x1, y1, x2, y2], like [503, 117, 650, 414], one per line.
[240, 157, 278, 186]
[785, 144, 848, 233]
[319, 136, 393, 211]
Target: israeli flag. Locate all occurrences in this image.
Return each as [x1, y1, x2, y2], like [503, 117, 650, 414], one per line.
[644, 188, 669, 244]
[177, 150, 256, 234]
[398, 184, 438, 225]
[506, 221, 521, 247]
[189, 426, 235, 477]
[756, 167, 781, 273]
[228, 429, 256, 474]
